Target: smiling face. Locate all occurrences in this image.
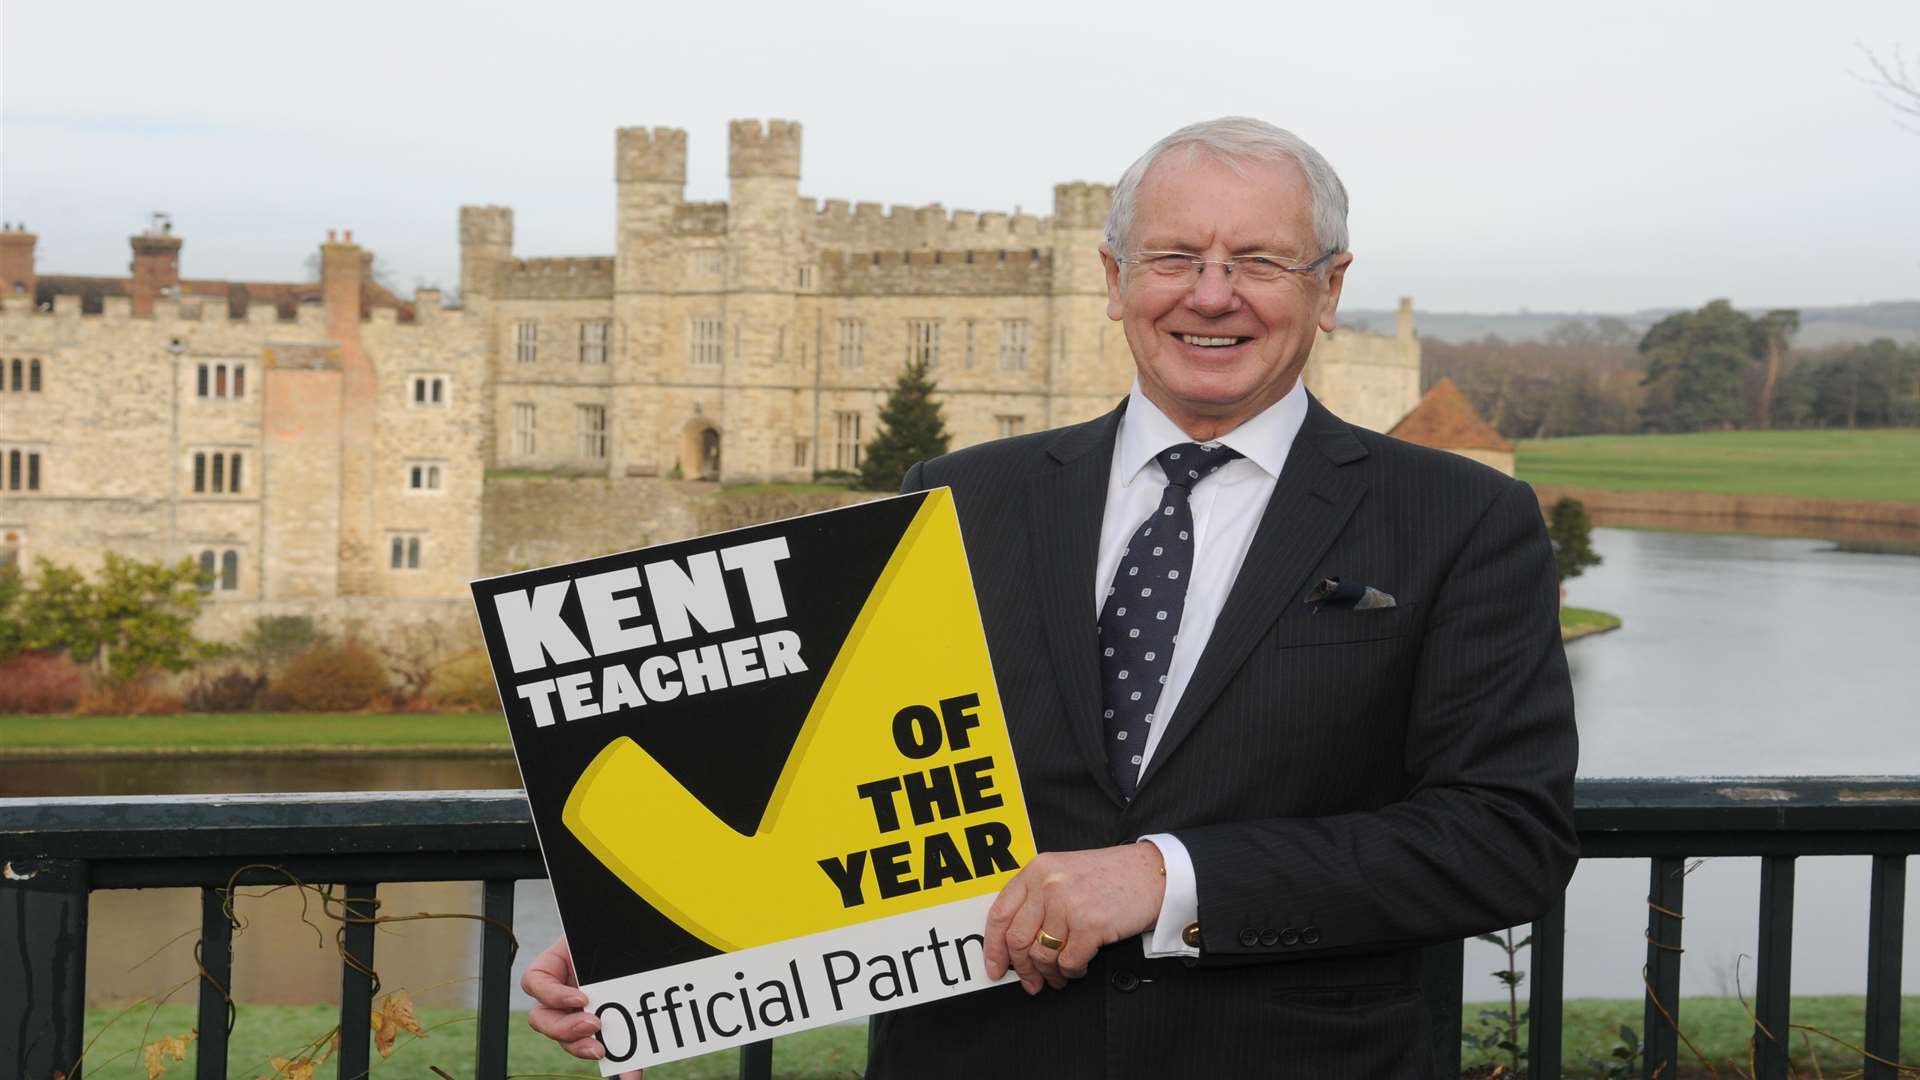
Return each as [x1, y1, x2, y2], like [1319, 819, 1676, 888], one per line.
[1101, 151, 1352, 440]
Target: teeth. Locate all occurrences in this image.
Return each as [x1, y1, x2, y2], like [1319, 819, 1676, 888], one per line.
[1180, 334, 1242, 347]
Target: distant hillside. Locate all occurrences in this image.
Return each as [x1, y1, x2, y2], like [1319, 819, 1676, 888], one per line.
[1343, 300, 1920, 348]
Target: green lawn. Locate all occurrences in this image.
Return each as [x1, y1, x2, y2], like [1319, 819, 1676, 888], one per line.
[0, 712, 508, 753]
[1516, 428, 1920, 503]
[72, 998, 1917, 1078]
[1560, 606, 1622, 640]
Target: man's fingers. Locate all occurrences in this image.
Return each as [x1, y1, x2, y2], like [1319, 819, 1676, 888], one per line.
[1057, 931, 1099, 980]
[529, 1005, 600, 1042]
[982, 877, 1027, 980]
[560, 1035, 607, 1062]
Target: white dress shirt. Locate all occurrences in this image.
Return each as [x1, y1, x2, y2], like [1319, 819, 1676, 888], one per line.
[1094, 380, 1309, 957]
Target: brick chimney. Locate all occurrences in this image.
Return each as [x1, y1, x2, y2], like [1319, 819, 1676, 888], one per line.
[129, 217, 182, 316]
[320, 228, 364, 333]
[0, 225, 36, 297]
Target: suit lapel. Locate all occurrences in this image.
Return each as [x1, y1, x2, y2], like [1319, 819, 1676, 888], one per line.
[1136, 395, 1370, 793]
[1027, 404, 1128, 806]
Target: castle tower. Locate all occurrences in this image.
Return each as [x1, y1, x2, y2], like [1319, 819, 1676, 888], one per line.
[129, 224, 182, 317]
[615, 127, 686, 293]
[459, 206, 513, 309]
[721, 119, 805, 482]
[0, 226, 36, 298]
[1049, 182, 1122, 426]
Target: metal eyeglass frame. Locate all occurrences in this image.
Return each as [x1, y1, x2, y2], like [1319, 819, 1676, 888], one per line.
[1118, 249, 1340, 283]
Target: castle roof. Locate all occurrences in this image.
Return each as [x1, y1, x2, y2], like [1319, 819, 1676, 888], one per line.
[33, 274, 413, 320]
[1387, 377, 1513, 453]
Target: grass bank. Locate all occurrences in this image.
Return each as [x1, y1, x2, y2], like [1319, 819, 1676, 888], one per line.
[0, 712, 508, 755]
[73, 998, 1920, 1078]
[1516, 428, 1920, 503]
[1561, 606, 1621, 642]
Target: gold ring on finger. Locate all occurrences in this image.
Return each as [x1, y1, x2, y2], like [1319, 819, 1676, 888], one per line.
[1034, 929, 1066, 951]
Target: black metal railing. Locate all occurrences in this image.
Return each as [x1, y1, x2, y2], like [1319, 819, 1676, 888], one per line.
[3, 778, 1916, 1080]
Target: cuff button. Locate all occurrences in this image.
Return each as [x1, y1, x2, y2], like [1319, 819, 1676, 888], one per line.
[1280, 927, 1300, 946]
[1181, 922, 1202, 949]
[1301, 925, 1322, 945]
[1237, 928, 1260, 947]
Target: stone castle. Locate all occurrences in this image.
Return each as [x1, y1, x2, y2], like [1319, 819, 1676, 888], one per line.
[0, 119, 1419, 613]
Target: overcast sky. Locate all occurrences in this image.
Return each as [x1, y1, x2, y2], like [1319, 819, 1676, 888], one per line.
[3, 0, 1915, 313]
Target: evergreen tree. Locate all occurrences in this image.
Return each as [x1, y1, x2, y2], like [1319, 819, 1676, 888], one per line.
[858, 359, 951, 492]
[1546, 497, 1603, 584]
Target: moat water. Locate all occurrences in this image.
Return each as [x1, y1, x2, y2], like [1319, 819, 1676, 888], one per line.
[9, 522, 1920, 1004]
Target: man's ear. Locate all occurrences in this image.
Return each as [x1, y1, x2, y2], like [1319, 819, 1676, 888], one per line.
[1100, 245, 1125, 321]
[1317, 252, 1354, 334]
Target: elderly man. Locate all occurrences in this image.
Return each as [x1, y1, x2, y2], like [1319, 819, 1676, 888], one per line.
[527, 117, 1578, 1078]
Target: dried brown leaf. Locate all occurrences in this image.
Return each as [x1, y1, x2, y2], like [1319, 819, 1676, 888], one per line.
[263, 1055, 315, 1080]
[371, 990, 428, 1058]
[140, 1030, 196, 1078]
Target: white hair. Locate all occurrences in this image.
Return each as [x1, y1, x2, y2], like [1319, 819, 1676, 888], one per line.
[1104, 117, 1350, 264]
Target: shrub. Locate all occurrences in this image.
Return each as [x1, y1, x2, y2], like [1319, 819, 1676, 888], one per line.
[273, 640, 391, 711]
[430, 649, 502, 711]
[0, 652, 86, 713]
[184, 669, 267, 712]
[74, 678, 184, 716]
[239, 615, 327, 672]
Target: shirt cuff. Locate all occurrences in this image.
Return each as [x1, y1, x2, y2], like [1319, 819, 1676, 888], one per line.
[1138, 833, 1200, 958]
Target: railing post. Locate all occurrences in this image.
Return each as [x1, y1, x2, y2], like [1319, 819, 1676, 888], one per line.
[1864, 854, 1906, 1080]
[1753, 855, 1796, 1080]
[0, 857, 89, 1080]
[197, 886, 235, 1080]
[474, 880, 516, 1080]
[1421, 938, 1464, 1079]
[738, 1039, 773, 1080]
[1643, 856, 1686, 1080]
[1527, 897, 1567, 1080]
[336, 882, 378, 1080]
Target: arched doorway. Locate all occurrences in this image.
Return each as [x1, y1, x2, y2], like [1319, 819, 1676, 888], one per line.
[680, 419, 721, 481]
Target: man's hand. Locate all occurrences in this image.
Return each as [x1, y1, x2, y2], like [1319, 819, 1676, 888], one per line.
[522, 936, 643, 1079]
[983, 842, 1166, 994]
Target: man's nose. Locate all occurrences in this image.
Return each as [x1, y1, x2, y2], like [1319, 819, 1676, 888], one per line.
[1185, 261, 1239, 313]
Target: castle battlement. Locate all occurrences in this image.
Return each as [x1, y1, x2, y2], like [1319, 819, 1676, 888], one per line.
[804, 198, 1050, 252]
[818, 247, 1052, 297]
[1052, 182, 1113, 230]
[729, 119, 801, 179]
[617, 127, 688, 185]
[501, 256, 615, 300]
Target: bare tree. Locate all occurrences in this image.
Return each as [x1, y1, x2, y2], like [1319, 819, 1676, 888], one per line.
[1858, 45, 1920, 133]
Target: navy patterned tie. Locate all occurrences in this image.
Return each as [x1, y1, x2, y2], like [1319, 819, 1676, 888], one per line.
[1100, 442, 1243, 798]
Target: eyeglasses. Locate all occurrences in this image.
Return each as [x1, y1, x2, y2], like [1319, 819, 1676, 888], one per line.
[1118, 249, 1339, 285]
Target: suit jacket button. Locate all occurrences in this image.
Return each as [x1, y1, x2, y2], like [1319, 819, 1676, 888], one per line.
[1181, 922, 1202, 949]
[1301, 925, 1322, 945]
[1110, 970, 1139, 992]
[1280, 927, 1301, 946]
[1258, 929, 1279, 946]
[1238, 928, 1260, 947]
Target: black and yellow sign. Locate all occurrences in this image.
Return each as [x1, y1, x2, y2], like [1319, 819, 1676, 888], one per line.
[471, 490, 1032, 1071]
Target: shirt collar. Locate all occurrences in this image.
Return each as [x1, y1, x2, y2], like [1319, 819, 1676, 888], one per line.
[1114, 379, 1309, 487]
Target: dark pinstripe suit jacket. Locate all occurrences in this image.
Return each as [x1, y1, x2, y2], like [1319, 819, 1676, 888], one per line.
[875, 394, 1578, 1079]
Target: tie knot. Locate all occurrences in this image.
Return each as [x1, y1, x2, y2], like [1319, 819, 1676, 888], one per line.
[1156, 442, 1242, 490]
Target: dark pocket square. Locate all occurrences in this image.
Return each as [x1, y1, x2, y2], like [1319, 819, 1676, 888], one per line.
[1306, 577, 1397, 611]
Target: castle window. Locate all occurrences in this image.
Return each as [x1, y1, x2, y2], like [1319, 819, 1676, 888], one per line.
[793, 438, 810, 469]
[2, 358, 43, 393]
[834, 411, 863, 471]
[576, 404, 608, 460]
[579, 320, 610, 365]
[689, 318, 724, 367]
[195, 548, 242, 593]
[797, 265, 815, 290]
[7, 359, 17, 392]
[514, 321, 539, 364]
[2, 447, 42, 492]
[190, 450, 244, 495]
[999, 319, 1031, 372]
[195, 361, 246, 401]
[692, 250, 724, 276]
[513, 403, 537, 457]
[389, 533, 424, 571]
[28, 359, 40, 392]
[908, 320, 941, 368]
[964, 321, 976, 369]
[996, 414, 1027, 438]
[406, 461, 444, 492]
[838, 319, 864, 369]
[411, 375, 449, 407]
